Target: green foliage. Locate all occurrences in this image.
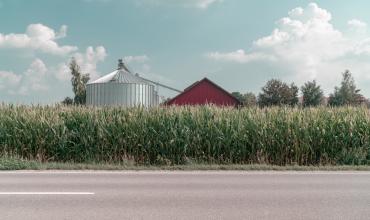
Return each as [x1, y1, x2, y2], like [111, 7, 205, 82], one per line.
[161, 97, 172, 105]
[0, 105, 370, 166]
[301, 80, 324, 107]
[258, 79, 298, 107]
[328, 70, 365, 106]
[231, 92, 257, 107]
[61, 97, 74, 106]
[244, 92, 257, 107]
[0, 157, 38, 170]
[231, 92, 244, 103]
[70, 57, 90, 105]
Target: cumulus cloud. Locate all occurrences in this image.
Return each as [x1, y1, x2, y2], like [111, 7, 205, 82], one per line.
[194, 0, 223, 9]
[74, 46, 107, 80]
[0, 71, 21, 90]
[0, 46, 107, 98]
[0, 23, 77, 56]
[54, 46, 107, 81]
[348, 19, 367, 29]
[19, 59, 50, 95]
[54, 62, 70, 81]
[1, 45, 107, 97]
[348, 19, 368, 37]
[207, 3, 370, 91]
[136, 0, 223, 9]
[0, 21, 108, 101]
[1, 59, 49, 95]
[208, 49, 275, 63]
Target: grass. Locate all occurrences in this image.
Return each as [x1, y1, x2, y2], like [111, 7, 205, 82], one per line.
[1, 157, 369, 171]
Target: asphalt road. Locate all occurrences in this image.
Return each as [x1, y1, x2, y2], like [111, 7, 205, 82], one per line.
[0, 171, 369, 220]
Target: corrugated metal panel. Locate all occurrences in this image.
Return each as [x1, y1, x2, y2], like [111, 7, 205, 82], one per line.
[86, 61, 160, 107]
[86, 82, 158, 107]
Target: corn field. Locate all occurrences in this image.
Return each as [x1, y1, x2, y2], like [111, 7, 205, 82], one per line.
[0, 105, 369, 166]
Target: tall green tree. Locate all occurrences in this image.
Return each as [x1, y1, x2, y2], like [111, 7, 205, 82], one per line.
[328, 70, 365, 106]
[244, 92, 257, 107]
[61, 97, 73, 105]
[232, 92, 257, 107]
[70, 57, 90, 105]
[301, 80, 324, 107]
[231, 92, 245, 103]
[258, 79, 298, 107]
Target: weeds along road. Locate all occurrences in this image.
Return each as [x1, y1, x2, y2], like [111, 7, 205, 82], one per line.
[0, 171, 369, 220]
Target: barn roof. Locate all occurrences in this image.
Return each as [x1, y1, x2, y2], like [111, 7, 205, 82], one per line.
[166, 77, 241, 105]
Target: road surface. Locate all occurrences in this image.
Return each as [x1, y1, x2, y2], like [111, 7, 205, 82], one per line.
[0, 171, 369, 220]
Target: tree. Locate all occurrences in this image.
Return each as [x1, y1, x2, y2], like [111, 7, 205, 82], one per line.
[70, 57, 90, 105]
[61, 97, 74, 105]
[244, 92, 257, 107]
[328, 70, 365, 106]
[301, 80, 324, 107]
[160, 96, 172, 105]
[258, 79, 298, 107]
[232, 92, 257, 107]
[231, 92, 245, 103]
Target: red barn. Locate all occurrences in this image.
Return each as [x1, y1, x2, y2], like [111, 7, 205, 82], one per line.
[166, 78, 241, 107]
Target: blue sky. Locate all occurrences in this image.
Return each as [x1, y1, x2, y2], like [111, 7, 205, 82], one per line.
[1, 0, 370, 103]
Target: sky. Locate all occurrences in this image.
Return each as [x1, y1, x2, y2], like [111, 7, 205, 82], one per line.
[1, 0, 370, 103]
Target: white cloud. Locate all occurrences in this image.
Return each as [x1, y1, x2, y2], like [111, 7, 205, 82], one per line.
[0, 23, 77, 56]
[0, 45, 107, 97]
[123, 55, 149, 64]
[207, 49, 275, 63]
[54, 63, 70, 81]
[207, 3, 370, 92]
[347, 19, 368, 37]
[194, 0, 223, 9]
[19, 58, 49, 95]
[27, 58, 48, 75]
[73, 46, 107, 80]
[52, 46, 107, 82]
[1, 59, 49, 95]
[0, 71, 21, 90]
[0, 46, 107, 99]
[348, 19, 367, 29]
[136, 0, 223, 9]
[0, 21, 108, 102]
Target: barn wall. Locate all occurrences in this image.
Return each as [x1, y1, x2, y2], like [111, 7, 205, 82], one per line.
[168, 80, 238, 106]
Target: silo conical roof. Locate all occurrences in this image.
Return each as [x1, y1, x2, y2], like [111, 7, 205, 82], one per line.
[88, 59, 149, 84]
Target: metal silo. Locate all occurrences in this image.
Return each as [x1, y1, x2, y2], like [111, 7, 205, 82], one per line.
[86, 59, 159, 107]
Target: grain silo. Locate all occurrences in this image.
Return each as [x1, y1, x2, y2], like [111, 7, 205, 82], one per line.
[86, 59, 159, 107]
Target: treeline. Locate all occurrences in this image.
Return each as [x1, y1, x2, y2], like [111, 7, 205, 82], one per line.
[232, 70, 368, 107]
